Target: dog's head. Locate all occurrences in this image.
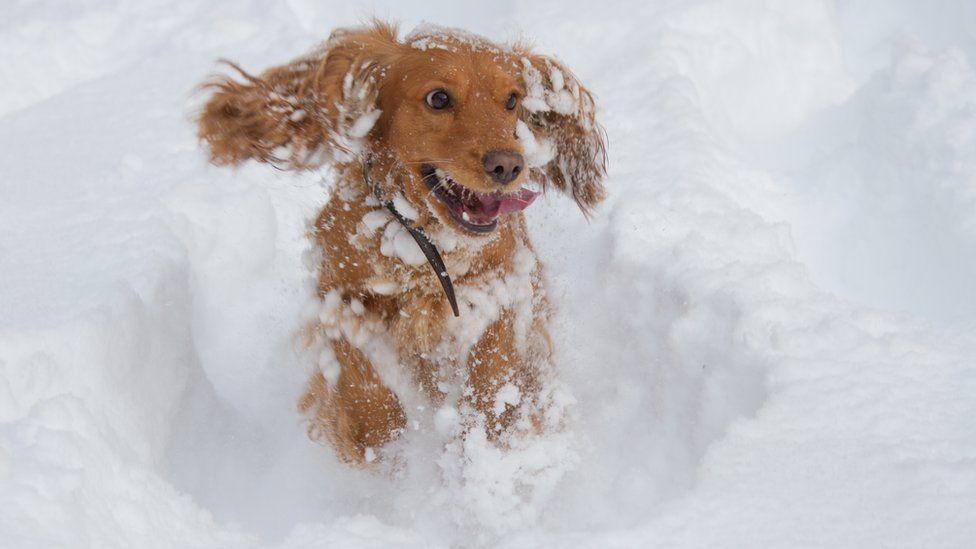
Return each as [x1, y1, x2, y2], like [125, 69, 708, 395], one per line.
[197, 21, 607, 236]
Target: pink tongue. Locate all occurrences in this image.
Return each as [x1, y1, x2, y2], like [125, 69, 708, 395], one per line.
[477, 188, 540, 217]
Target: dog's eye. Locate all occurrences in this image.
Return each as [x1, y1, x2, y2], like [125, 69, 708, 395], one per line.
[425, 89, 452, 110]
[505, 93, 518, 110]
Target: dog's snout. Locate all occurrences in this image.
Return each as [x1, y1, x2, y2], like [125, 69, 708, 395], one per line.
[482, 151, 525, 185]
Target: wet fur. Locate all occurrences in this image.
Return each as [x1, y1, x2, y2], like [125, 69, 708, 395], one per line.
[196, 21, 606, 463]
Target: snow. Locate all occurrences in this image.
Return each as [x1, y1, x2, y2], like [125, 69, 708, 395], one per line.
[378, 216, 427, 267]
[492, 383, 522, 416]
[2, 1, 976, 548]
[516, 119, 556, 168]
[348, 109, 382, 139]
[391, 194, 418, 222]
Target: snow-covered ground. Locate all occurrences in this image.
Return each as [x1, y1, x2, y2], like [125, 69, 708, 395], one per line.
[2, 1, 975, 547]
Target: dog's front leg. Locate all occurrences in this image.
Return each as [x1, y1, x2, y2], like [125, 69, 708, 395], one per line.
[300, 337, 406, 464]
[463, 310, 544, 438]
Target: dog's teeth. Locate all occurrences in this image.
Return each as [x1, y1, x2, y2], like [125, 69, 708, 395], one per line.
[462, 211, 470, 221]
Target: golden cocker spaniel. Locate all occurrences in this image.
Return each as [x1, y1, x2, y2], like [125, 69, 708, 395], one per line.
[197, 21, 606, 464]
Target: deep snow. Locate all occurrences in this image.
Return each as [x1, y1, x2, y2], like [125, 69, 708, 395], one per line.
[2, 1, 976, 547]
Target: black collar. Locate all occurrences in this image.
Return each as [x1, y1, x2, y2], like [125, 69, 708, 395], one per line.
[361, 156, 460, 317]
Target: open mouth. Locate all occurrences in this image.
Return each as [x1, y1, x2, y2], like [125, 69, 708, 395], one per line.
[420, 164, 539, 234]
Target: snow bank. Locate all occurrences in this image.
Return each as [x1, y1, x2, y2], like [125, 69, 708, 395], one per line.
[2, 1, 975, 547]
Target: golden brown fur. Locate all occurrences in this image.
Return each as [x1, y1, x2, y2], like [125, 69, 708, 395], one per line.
[197, 21, 606, 464]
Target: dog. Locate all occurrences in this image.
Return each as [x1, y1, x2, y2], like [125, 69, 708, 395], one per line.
[196, 21, 606, 464]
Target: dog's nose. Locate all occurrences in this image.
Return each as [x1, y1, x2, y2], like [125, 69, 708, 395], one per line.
[482, 151, 525, 185]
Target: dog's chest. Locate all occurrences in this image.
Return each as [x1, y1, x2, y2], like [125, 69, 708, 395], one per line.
[319, 192, 517, 291]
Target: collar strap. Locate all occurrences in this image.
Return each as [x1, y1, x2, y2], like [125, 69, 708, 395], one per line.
[362, 156, 460, 317]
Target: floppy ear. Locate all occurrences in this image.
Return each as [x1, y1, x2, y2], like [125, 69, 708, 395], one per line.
[196, 23, 398, 169]
[518, 54, 608, 213]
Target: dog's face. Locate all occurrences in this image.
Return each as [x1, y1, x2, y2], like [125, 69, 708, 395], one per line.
[197, 23, 607, 235]
[375, 45, 539, 234]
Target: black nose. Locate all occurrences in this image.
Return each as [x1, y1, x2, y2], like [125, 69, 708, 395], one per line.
[482, 151, 525, 185]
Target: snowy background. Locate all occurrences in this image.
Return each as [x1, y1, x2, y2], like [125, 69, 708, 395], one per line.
[2, 0, 976, 547]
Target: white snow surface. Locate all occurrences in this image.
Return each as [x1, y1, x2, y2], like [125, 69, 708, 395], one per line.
[2, 1, 976, 547]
